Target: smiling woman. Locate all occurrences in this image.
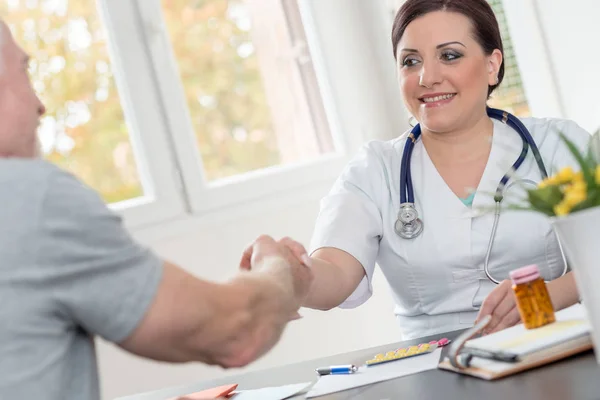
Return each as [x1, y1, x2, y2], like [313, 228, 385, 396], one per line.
[267, 0, 591, 342]
[394, 8, 502, 204]
[390, 0, 531, 117]
[393, 3, 503, 138]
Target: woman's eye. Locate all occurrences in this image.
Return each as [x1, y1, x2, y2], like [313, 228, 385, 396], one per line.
[402, 57, 419, 67]
[441, 51, 462, 62]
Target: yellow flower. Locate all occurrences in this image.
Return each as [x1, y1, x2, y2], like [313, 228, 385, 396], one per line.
[571, 180, 587, 192]
[556, 167, 575, 183]
[562, 180, 587, 207]
[596, 165, 600, 185]
[540, 168, 586, 189]
[538, 176, 558, 189]
[554, 201, 571, 216]
[564, 189, 586, 207]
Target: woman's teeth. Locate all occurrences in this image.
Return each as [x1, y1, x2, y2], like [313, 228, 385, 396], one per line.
[422, 94, 455, 103]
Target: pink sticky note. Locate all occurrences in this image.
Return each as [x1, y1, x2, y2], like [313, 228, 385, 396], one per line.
[168, 384, 238, 399]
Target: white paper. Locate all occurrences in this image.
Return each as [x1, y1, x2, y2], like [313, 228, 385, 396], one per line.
[305, 348, 442, 398]
[465, 304, 590, 356]
[233, 382, 312, 400]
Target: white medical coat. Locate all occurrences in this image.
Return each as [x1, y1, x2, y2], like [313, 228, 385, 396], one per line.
[310, 117, 591, 339]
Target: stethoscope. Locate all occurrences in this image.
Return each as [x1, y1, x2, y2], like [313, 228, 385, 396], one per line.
[394, 107, 568, 284]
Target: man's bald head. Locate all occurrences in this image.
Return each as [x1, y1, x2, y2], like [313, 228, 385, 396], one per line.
[0, 20, 46, 158]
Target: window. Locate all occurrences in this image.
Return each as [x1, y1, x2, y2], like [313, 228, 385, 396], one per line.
[486, 0, 530, 116]
[161, 0, 334, 182]
[2, 0, 344, 227]
[5, 0, 188, 228]
[139, 0, 344, 213]
[4, 0, 147, 204]
[388, 0, 531, 116]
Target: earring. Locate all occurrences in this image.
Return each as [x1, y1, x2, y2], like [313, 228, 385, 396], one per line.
[408, 115, 418, 127]
[495, 76, 499, 85]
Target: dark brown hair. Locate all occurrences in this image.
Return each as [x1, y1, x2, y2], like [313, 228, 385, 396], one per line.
[392, 0, 504, 96]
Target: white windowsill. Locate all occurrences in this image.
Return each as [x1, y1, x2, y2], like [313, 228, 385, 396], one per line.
[130, 175, 335, 245]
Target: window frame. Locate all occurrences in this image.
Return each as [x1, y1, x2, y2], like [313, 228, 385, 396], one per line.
[71, 0, 188, 229]
[132, 0, 351, 216]
[499, 0, 564, 118]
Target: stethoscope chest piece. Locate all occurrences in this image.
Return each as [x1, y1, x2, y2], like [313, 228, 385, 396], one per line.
[395, 203, 423, 239]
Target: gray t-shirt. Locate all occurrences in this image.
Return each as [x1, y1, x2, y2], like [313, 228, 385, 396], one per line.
[0, 159, 163, 399]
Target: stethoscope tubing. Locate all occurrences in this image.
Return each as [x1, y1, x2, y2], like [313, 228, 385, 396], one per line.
[397, 108, 567, 283]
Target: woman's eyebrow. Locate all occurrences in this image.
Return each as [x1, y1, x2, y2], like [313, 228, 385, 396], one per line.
[436, 41, 466, 49]
[399, 41, 466, 53]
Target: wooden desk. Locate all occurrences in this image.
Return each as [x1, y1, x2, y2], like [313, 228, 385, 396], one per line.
[118, 330, 600, 400]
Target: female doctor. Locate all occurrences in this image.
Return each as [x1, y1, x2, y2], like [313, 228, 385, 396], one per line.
[244, 0, 589, 340]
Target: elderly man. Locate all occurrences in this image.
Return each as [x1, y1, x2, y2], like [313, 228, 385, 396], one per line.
[0, 20, 313, 399]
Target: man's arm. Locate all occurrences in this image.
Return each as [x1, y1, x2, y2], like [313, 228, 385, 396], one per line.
[36, 167, 311, 368]
[119, 237, 312, 368]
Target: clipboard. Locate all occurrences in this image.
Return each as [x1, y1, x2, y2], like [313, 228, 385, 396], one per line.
[438, 304, 594, 380]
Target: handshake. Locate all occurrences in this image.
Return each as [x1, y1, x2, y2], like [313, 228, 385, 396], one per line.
[238, 235, 314, 321]
[177, 234, 319, 370]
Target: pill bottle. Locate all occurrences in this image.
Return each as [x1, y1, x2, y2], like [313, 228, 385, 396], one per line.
[510, 264, 556, 329]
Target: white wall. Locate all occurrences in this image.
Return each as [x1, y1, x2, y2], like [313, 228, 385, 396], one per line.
[535, 0, 600, 133]
[503, 0, 600, 133]
[98, 1, 407, 399]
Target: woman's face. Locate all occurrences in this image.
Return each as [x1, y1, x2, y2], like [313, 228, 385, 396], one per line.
[396, 11, 502, 133]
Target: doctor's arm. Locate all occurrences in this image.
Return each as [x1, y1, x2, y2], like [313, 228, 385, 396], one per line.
[548, 272, 580, 309]
[241, 238, 367, 311]
[475, 272, 579, 334]
[299, 246, 367, 311]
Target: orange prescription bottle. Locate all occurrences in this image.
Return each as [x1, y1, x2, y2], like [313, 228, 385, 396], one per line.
[509, 264, 556, 329]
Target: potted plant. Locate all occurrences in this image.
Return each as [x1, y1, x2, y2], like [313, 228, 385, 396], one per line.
[522, 129, 600, 363]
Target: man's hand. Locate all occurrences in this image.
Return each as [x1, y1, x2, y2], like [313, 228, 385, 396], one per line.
[475, 280, 521, 335]
[240, 235, 313, 316]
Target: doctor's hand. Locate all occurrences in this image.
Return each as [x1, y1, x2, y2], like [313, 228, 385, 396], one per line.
[239, 235, 313, 320]
[240, 236, 312, 271]
[475, 280, 522, 335]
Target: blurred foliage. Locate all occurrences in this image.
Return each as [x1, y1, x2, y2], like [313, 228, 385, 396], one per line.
[3, 0, 284, 205]
[486, 0, 531, 117]
[511, 131, 600, 217]
[162, 0, 280, 181]
[2, 0, 143, 203]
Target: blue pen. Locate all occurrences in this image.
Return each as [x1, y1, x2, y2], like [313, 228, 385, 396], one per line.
[315, 364, 358, 376]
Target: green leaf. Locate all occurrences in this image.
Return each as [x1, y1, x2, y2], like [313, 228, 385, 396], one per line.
[588, 128, 600, 165]
[527, 185, 563, 216]
[560, 132, 595, 187]
[502, 204, 540, 213]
